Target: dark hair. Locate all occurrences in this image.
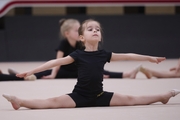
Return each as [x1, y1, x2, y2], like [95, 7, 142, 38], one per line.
[76, 41, 85, 50]
[78, 19, 102, 36]
[78, 19, 103, 50]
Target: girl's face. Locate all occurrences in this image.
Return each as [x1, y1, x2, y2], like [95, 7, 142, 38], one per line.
[82, 21, 101, 43]
[66, 22, 80, 41]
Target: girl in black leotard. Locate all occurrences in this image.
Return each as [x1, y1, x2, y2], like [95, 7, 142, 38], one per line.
[3, 19, 180, 110]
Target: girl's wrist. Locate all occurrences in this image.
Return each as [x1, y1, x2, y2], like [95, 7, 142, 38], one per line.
[147, 56, 152, 61]
[29, 70, 35, 76]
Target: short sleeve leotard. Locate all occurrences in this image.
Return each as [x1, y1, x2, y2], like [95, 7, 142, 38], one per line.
[35, 39, 122, 79]
[68, 49, 114, 107]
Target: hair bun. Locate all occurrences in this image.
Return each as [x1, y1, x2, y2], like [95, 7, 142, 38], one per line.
[59, 19, 66, 26]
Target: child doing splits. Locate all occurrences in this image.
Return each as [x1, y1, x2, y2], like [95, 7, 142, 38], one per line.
[3, 19, 180, 110]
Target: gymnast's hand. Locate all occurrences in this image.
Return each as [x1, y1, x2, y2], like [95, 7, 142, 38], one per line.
[16, 72, 32, 78]
[149, 57, 166, 64]
[41, 74, 55, 79]
[169, 59, 180, 73]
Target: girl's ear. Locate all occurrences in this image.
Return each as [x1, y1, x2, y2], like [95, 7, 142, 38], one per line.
[64, 31, 69, 38]
[79, 35, 84, 42]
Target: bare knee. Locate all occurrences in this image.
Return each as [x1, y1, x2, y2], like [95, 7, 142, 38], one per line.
[111, 94, 137, 106]
[47, 97, 64, 108]
[47, 96, 75, 108]
[126, 96, 136, 106]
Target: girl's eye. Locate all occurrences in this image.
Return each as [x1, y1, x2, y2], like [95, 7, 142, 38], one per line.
[88, 28, 92, 31]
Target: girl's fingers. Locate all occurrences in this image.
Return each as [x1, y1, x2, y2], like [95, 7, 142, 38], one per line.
[16, 74, 23, 78]
[16, 73, 26, 78]
[156, 57, 166, 63]
[158, 57, 166, 61]
[170, 67, 176, 71]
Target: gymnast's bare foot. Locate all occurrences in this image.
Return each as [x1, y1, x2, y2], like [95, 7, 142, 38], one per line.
[169, 59, 180, 77]
[139, 66, 152, 79]
[129, 64, 142, 79]
[175, 69, 180, 77]
[161, 89, 180, 104]
[8, 68, 19, 75]
[2, 94, 21, 110]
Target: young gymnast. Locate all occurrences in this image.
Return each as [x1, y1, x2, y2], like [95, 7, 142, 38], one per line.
[0, 18, 140, 81]
[140, 59, 180, 79]
[3, 19, 180, 110]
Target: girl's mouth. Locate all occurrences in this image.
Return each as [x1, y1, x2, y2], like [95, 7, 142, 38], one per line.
[93, 34, 98, 36]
